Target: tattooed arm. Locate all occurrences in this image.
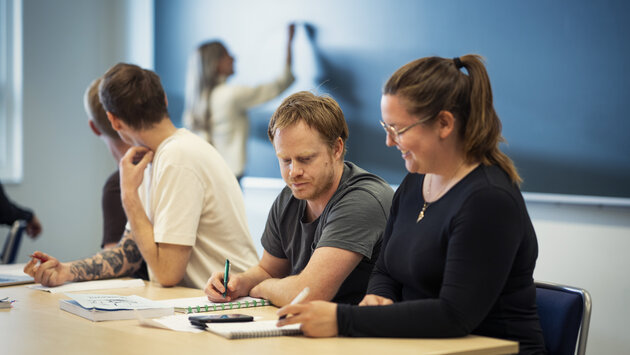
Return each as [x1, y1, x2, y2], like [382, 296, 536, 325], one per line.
[24, 231, 144, 287]
[69, 231, 144, 281]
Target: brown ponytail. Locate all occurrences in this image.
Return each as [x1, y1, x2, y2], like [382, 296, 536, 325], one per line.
[383, 55, 521, 184]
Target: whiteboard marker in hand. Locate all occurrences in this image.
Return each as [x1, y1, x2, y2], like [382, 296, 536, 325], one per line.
[278, 287, 310, 320]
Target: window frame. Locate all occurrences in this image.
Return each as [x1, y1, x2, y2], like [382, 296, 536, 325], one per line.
[0, 0, 23, 183]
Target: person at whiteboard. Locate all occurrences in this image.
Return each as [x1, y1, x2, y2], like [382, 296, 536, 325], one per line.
[277, 55, 546, 354]
[183, 24, 296, 183]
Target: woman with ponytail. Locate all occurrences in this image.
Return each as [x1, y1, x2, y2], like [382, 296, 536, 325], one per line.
[277, 55, 546, 354]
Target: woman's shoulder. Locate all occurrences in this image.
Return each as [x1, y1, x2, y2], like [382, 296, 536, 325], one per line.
[458, 164, 525, 208]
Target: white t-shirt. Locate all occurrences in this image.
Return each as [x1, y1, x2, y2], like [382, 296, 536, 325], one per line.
[134, 128, 258, 288]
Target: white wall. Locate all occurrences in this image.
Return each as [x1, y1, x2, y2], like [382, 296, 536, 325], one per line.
[3, 0, 151, 261]
[529, 202, 630, 354]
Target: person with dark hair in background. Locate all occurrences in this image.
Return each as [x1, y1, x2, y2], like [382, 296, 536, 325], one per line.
[204, 91, 393, 307]
[83, 77, 132, 249]
[0, 183, 42, 238]
[25, 63, 258, 288]
[83, 77, 148, 280]
[183, 24, 296, 182]
[277, 55, 546, 354]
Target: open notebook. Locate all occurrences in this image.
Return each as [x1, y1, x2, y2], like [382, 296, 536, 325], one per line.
[59, 294, 173, 321]
[0, 263, 34, 287]
[0, 274, 32, 287]
[204, 320, 301, 339]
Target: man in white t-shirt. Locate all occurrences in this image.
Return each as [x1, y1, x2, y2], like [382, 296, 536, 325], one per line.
[24, 63, 258, 288]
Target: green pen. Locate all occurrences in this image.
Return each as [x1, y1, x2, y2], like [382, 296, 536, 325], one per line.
[223, 259, 230, 298]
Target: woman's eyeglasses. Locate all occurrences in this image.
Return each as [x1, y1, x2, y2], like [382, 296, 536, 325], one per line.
[380, 120, 423, 143]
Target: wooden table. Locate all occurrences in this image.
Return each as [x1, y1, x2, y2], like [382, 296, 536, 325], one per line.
[0, 280, 518, 355]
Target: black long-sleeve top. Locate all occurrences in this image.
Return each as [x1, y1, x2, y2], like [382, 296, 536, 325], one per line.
[337, 165, 546, 354]
[0, 183, 33, 226]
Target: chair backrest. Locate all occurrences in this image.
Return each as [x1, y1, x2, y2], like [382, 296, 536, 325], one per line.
[535, 280, 592, 355]
[1, 220, 27, 264]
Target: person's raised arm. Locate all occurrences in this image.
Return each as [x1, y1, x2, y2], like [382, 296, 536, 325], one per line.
[119, 146, 192, 287]
[249, 246, 363, 306]
[205, 250, 290, 302]
[228, 23, 296, 109]
[23, 231, 144, 287]
[286, 23, 295, 67]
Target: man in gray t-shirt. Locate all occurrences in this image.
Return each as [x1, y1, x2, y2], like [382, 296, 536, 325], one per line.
[262, 161, 392, 304]
[205, 91, 394, 306]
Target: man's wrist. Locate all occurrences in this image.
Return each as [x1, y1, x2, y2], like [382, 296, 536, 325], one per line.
[121, 190, 139, 204]
[251, 277, 277, 298]
[121, 191, 143, 216]
[64, 262, 80, 282]
[249, 280, 267, 299]
[242, 275, 265, 297]
[246, 268, 275, 293]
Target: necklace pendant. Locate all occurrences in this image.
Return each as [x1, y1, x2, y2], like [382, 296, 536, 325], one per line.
[416, 202, 428, 223]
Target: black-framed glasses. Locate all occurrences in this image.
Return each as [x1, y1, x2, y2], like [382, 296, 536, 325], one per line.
[380, 120, 423, 142]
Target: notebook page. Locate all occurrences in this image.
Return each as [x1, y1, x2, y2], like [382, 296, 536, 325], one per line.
[138, 313, 205, 333]
[0, 263, 30, 276]
[205, 320, 301, 339]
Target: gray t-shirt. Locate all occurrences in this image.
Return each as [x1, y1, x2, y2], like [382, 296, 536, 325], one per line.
[261, 161, 394, 304]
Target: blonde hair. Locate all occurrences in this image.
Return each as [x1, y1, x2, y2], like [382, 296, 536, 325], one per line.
[182, 41, 227, 141]
[84, 77, 118, 139]
[268, 91, 348, 157]
[383, 54, 521, 184]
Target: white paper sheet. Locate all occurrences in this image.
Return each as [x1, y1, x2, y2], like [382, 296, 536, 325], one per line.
[0, 263, 30, 276]
[138, 314, 264, 333]
[138, 313, 204, 333]
[28, 278, 145, 293]
[66, 293, 165, 310]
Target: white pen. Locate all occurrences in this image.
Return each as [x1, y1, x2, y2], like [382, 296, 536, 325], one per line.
[278, 286, 310, 320]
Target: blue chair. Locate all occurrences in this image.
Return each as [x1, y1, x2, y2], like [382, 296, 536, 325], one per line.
[1, 220, 27, 264]
[535, 280, 592, 355]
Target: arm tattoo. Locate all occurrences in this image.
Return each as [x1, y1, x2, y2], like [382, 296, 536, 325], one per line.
[69, 234, 144, 282]
[123, 237, 143, 263]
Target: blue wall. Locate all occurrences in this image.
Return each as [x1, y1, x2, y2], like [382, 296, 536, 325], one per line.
[155, 0, 630, 198]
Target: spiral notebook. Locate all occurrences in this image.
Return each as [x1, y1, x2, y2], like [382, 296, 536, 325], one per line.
[155, 296, 272, 314]
[204, 320, 302, 339]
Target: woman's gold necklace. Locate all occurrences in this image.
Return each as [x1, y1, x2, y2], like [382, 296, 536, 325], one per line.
[417, 162, 464, 223]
